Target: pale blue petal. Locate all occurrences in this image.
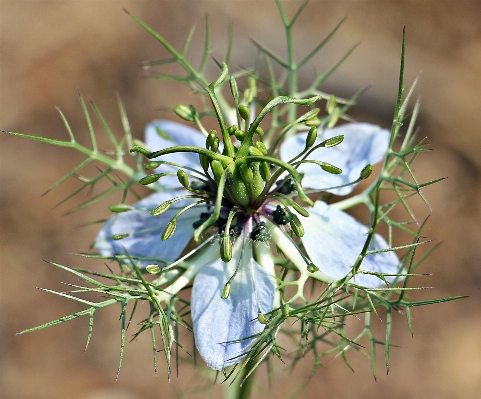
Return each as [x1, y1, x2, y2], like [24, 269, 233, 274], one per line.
[191, 240, 275, 370]
[280, 123, 390, 195]
[145, 120, 206, 188]
[94, 190, 205, 267]
[300, 201, 400, 288]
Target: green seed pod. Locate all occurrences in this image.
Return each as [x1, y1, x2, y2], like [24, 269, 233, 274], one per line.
[255, 141, 267, 155]
[322, 135, 344, 148]
[112, 233, 129, 240]
[239, 163, 254, 184]
[305, 126, 318, 149]
[161, 220, 176, 240]
[228, 125, 239, 136]
[146, 264, 161, 274]
[360, 164, 373, 180]
[259, 161, 271, 181]
[211, 160, 225, 182]
[221, 282, 231, 299]
[108, 204, 133, 213]
[199, 154, 210, 173]
[144, 161, 162, 170]
[229, 76, 239, 101]
[177, 170, 190, 189]
[221, 234, 233, 262]
[327, 107, 341, 128]
[307, 263, 319, 273]
[258, 312, 269, 325]
[151, 201, 172, 216]
[139, 174, 161, 185]
[290, 214, 304, 238]
[238, 105, 250, 120]
[256, 126, 265, 137]
[174, 104, 194, 121]
[326, 95, 337, 114]
[321, 162, 342, 175]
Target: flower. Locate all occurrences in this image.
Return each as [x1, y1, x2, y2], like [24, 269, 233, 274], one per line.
[94, 118, 401, 370]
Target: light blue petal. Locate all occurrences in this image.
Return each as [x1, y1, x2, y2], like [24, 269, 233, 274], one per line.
[191, 240, 275, 370]
[300, 201, 400, 288]
[94, 190, 205, 267]
[280, 123, 390, 195]
[145, 120, 206, 188]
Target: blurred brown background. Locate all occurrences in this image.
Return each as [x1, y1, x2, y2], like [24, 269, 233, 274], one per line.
[1, 1, 481, 398]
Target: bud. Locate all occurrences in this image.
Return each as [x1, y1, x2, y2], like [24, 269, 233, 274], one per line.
[256, 126, 265, 136]
[174, 104, 194, 121]
[108, 204, 133, 213]
[211, 137, 220, 153]
[112, 233, 129, 240]
[258, 312, 269, 324]
[206, 131, 216, 148]
[151, 201, 172, 216]
[322, 135, 344, 148]
[305, 126, 318, 149]
[144, 161, 162, 170]
[327, 107, 341, 128]
[360, 164, 373, 179]
[255, 141, 267, 155]
[146, 264, 161, 274]
[290, 214, 304, 238]
[161, 220, 176, 240]
[139, 174, 161, 185]
[228, 125, 239, 136]
[326, 95, 337, 115]
[307, 263, 319, 273]
[239, 163, 253, 184]
[260, 161, 271, 181]
[238, 105, 250, 120]
[221, 234, 233, 262]
[234, 129, 245, 141]
[221, 282, 231, 299]
[177, 170, 190, 189]
[320, 162, 342, 175]
[229, 76, 239, 101]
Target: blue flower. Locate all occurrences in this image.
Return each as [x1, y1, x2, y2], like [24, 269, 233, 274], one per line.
[94, 120, 400, 370]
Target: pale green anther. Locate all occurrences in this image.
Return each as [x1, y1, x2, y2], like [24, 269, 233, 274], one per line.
[229, 76, 239, 101]
[305, 126, 318, 149]
[256, 126, 264, 136]
[146, 264, 161, 274]
[132, 139, 147, 149]
[323, 135, 344, 148]
[321, 162, 342, 175]
[161, 220, 176, 240]
[112, 233, 129, 240]
[327, 107, 341, 128]
[290, 201, 310, 217]
[258, 312, 269, 325]
[228, 125, 239, 136]
[200, 154, 210, 173]
[305, 118, 321, 127]
[139, 174, 161, 185]
[260, 161, 271, 181]
[290, 214, 304, 238]
[234, 129, 245, 141]
[255, 141, 267, 155]
[221, 234, 233, 262]
[211, 160, 225, 182]
[221, 282, 231, 299]
[238, 105, 250, 121]
[108, 204, 133, 213]
[360, 164, 373, 179]
[177, 170, 189, 188]
[248, 146, 264, 157]
[307, 263, 319, 273]
[174, 104, 194, 121]
[144, 161, 162, 170]
[326, 95, 337, 114]
[151, 201, 172, 216]
[239, 163, 254, 184]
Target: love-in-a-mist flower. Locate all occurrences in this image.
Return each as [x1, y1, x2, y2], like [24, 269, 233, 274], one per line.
[95, 65, 400, 370]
